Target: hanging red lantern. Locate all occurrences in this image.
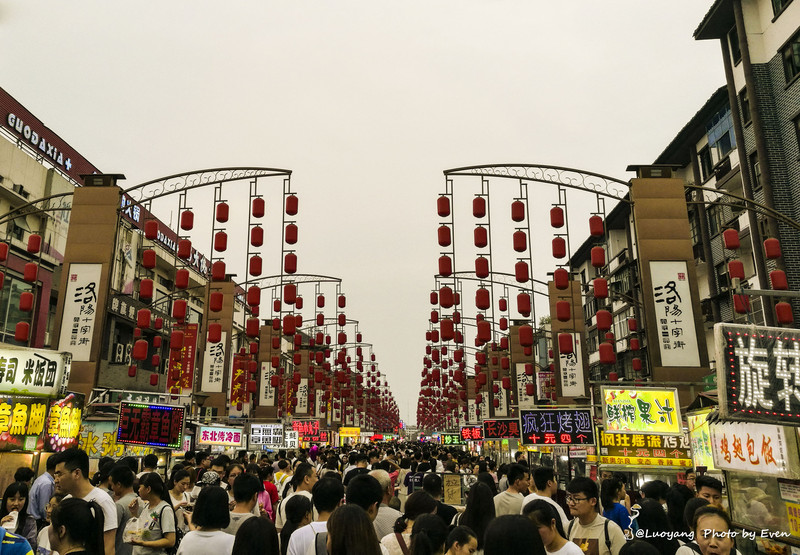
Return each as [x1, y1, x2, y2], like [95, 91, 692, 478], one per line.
[247, 286, 261, 307]
[438, 287, 454, 308]
[142, 249, 156, 269]
[589, 215, 604, 236]
[175, 239, 191, 260]
[154, 317, 163, 330]
[511, 201, 525, 222]
[174, 269, 188, 289]
[517, 293, 531, 316]
[599, 343, 615, 364]
[630, 337, 640, 350]
[513, 231, 527, 253]
[593, 278, 608, 299]
[216, 202, 229, 223]
[214, 231, 227, 252]
[558, 333, 573, 354]
[632, 358, 642, 371]
[26, 234, 41, 254]
[338, 332, 347, 345]
[556, 301, 571, 322]
[209, 292, 223, 312]
[173, 300, 187, 322]
[252, 197, 265, 218]
[515, 261, 529, 283]
[0, 244, 6, 262]
[499, 317, 508, 331]
[473, 197, 486, 218]
[437, 225, 451, 247]
[338, 295, 346, 308]
[591, 246, 605, 268]
[140, 279, 154, 300]
[151, 354, 161, 368]
[554, 268, 569, 289]
[439, 255, 452, 277]
[475, 257, 490, 279]
[430, 291, 439, 305]
[18, 291, 33, 313]
[550, 206, 564, 228]
[14, 322, 28, 343]
[728, 260, 745, 280]
[284, 283, 297, 305]
[476, 288, 490, 310]
[770, 270, 789, 290]
[285, 194, 299, 216]
[525, 383, 535, 396]
[246, 318, 259, 338]
[475, 320, 490, 344]
[283, 313, 296, 335]
[339, 313, 347, 326]
[208, 323, 222, 343]
[316, 313, 324, 326]
[552, 237, 567, 259]
[605, 332, 615, 343]
[608, 371, 618, 382]
[317, 294, 325, 308]
[273, 299, 281, 312]
[441, 319, 454, 341]
[180, 210, 194, 231]
[136, 309, 151, 328]
[733, 294, 751, 314]
[251, 226, 264, 247]
[285, 253, 297, 274]
[498, 298, 507, 312]
[437, 196, 450, 217]
[144, 220, 159, 240]
[722, 229, 740, 250]
[628, 318, 638, 332]
[210, 260, 225, 282]
[776, 302, 794, 324]
[132, 339, 148, 361]
[525, 363, 534, 376]
[474, 226, 488, 248]
[23, 263, 37, 282]
[596, 310, 612, 331]
[764, 238, 781, 259]
[516, 325, 533, 347]
[250, 255, 262, 276]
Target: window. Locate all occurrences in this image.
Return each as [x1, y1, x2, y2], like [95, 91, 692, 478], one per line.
[716, 262, 729, 293]
[729, 26, 741, 65]
[688, 209, 700, 245]
[750, 152, 762, 192]
[706, 106, 736, 163]
[0, 275, 36, 344]
[707, 203, 724, 236]
[698, 146, 714, 181]
[739, 88, 750, 125]
[772, 0, 793, 16]
[782, 29, 800, 82]
[8, 221, 24, 241]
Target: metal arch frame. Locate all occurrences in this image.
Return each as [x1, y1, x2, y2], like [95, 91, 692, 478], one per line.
[124, 167, 292, 202]
[0, 192, 74, 226]
[243, 273, 342, 290]
[444, 164, 631, 203]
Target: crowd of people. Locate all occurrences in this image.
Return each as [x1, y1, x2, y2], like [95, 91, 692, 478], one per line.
[0, 443, 745, 555]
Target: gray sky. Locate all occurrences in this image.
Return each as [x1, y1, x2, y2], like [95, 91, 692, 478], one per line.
[1, 1, 724, 426]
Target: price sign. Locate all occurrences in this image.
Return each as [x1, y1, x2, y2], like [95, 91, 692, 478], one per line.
[116, 402, 185, 449]
[249, 424, 283, 448]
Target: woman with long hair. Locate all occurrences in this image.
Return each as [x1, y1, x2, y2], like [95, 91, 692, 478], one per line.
[381, 491, 437, 555]
[177, 486, 234, 555]
[600, 477, 632, 535]
[483, 515, 546, 555]
[168, 469, 192, 532]
[128, 472, 176, 555]
[327, 504, 381, 555]
[232, 516, 279, 555]
[48, 497, 105, 555]
[409, 513, 448, 555]
[634, 498, 679, 555]
[279, 495, 312, 555]
[523, 500, 581, 555]
[226, 464, 246, 506]
[0, 481, 37, 549]
[454, 483, 495, 551]
[666, 484, 694, 535]
[444, 526, 477, 555]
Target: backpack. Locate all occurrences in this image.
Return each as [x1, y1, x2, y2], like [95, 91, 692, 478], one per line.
[568, 518, 611, 552]
[314, 532, 328, 555]
[159, 503, 183, 555]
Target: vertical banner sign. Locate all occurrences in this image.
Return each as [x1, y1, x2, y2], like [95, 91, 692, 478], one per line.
[537, 371, 556, 402]
[58, 263, 102, 361]
[559, 338, 585, 397]
[296, 379, 309, 414]
[201, 332, 226, 393]
[479, 394, 489, 421]
[516, 363, 536, 410]
[259, 362, 276, 407]
[315, 393, 324, 419]
[649, 261, 701, 367]
[467, 399, 477, 424]
[687, 409, 716, 471]
[494, 386, 508, 417]
[167, 324, 198, 395]
[229, 354, 247, 416]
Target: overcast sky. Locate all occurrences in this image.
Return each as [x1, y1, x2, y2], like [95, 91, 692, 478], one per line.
[1, 1, 724, 426]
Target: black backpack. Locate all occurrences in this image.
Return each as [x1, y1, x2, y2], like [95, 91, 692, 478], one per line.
[159, 504, 183, 555]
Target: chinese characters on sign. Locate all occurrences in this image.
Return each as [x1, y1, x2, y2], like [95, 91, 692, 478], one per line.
[167, 324, 197, 395]
[201, 332, 226, 393]
[44, 393, 84, 452]
[197, 425, 243, 447]
[80, 420, 155, 458]
[116, 402, 185, 449]
[598, 429, 692, 467]
[716, 323, 800, 425]
[260, 362, 276, 407]
[229, 354, 248, 416]
[460, 426, 483, 441]
[515, 363, 536, 410]
[602, 387, 682, 435]
[440, 433, 464, 445]
[58, 263, 102, 362]
[558, 337, 585, 397]
[0, 347, 70, 398]
[687, 409, 716, 471]
[709, 421, 791, 477]
[483, 419, 522, 440]
[291, 420, 328, 443]
[284, 431, 299, 448]
[249, 424, 283, 449]
[296, 379, 309, 415]
[649, 261, 701, 367]
[519, 408, 595, 446]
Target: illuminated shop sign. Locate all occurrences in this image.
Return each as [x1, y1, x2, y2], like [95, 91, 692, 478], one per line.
[197, 425, 243, 447]
[519, 408, 594, 446]
[598, 428, 691, 467]
[460, 426, 483, 441]
[601, 387, 682, 435]
[116, 402, 185, 449]
[439, 433, 464, 445]
[483, 419, 522, 440]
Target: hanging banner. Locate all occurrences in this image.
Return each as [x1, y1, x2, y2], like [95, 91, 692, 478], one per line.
[536, 370, 556, 404]
[197, 425, 244, 447]
[228, 353, 248, 416]
[709, 420, 795, 477]
[339, 427, 360, 438]
[467, 399, 478, 424]
[284, 430, 299, 448]
[249, 423, 283, 449]
[516, 363, 536, 410]
[58, 263, 102, 361]
[601, 387, 682, 435]
[493, 384, 508, 417]
[201, 332, 226, 393]
[687, 409, 716, 471]
[598, 428, 692, 467]
[483, 419, 522, 440]
[460, 426, 483, 442]
[315, 392, 325, 419]
[259, 361, 276, 406]
[79, 420, 155, 458]
[520, 408, 594, 446]
[116, 402, 185, 450]
[167, 324, 198, 395]
[0, 347, 71, 398]
[649, 261, 701, 367]
[479, 393, 489, 421]
[559, 338, 585, 397]
[716, 323, 800, 426]
[296, 379, 309, 414]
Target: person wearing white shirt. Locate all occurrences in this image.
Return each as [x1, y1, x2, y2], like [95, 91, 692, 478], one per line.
[521, 467, 570, 531]
[494, 464, 529, 517]
[286, 478, 343, 555]
[523, 498, 582, 555]
[276, 463, 318, 532]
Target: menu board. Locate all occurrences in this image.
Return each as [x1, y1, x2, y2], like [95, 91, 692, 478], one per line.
[116, 402, 185, 449]
[249, 424, 283, 448]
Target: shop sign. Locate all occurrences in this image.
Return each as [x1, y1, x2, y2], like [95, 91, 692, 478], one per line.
[44, 392, 84, 452]
[598, 428, 691, 467]
[284, 431, 299, 448]
[466, 399, 477, 424]
[601, 387, 682, 435]
[79, 420, 154, 458]
[0, 396, 52, 451]
[649, 261, 701, 367]
[167, 324, 197, 395]
[201, 332, 226, 393]
[291, 420, 328, 442]
[296, 379, 309, 414]
[559, 336, 585, 397]
[710, 421, 791, 477]
[716, 323, 800, 426]
[259, 362, 276, 406]
[440, 433, 464, 445]
[339, 427, 360, 438]
[58, 263, 102, 362]
[515, 363, 536, 410]
[779, 479, 800, 538]
[116, 402, 185, 450]
[249, 424, 283, 449]
[460, 426, 483, 441]
[483, 419, 521, 439]
[687, 409, 716, 471]
[0, 347, 70, 398]
[228, 353, 248, 416]
[197, 425, 243, 447]
[519, 408, 594, 446]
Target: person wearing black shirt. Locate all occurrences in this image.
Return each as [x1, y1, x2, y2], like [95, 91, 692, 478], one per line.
[422, 473, 457, 526]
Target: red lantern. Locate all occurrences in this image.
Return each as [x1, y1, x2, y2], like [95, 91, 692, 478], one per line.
[589, 215, 604, 237]
[175, 269, 189, 289]
[499, 317, 508, 331]
[511, 201, 525, 222]
[474, 226, 488, 248]
[441, 319, 454, 341]
[630, 338, 640, 350]
[591, 246, 605, 268]
[151, 355, 161, 367]
[216, 202, 229, 223]
[628, 318, 638, 332]
[596, 310, 612, 331]
[771, 270, 789, 290]
[132, 339, 148, 360]
[173, 300, 187, 321]
[285, 253, 297, 274]
[339, 313, 347, 326]
[515, 261, 529, 283]
[473, 197, 486, 218]
[517, 293, 531, 316]
[317, 294, 325, 308]
[26, 234, 41, 254]
[593, 278, 608, 299]
[283, 314, 296, 335]
[437, 196, 450, 217]
[142, 249, 156, 269]
[18, 292, 33, 312]
[154, 317, 163, 330]
[519, 325, 534, 347]
[632, 358, 642, 371]
[439, 255, 452, 276]
[23, 263, 37, 282]
[438, 226, 451, 247]
[550, 206, 564, 228]
[558, 333, 573, 354]
[284, 283, 297, 305]
[285, 194, 299, 216]
[176, 239, 191, 260]
[252, 197, 265, 218]
[476, 288, 490, 310]
[250, 255, 262, 276]
[599, 343, 615, 364]
[248, 286, 261, 306]
[733, 294, 751, 314]
[211, 261, 226, 281]
[439, 287, 454, 308]
[136, 309, 151, 328]
[556, 301, 571, 322]
[776, 302, 794, 324]
[214, 231, 227, 252]
[608, 371, 618, 382]
[477, 320, 491, 343]
[513, 231, 527, 253]
[208, 323, 222, 343]
[209, 292, 223, 312]
[554, 268, 569, 290]
[180, 210, 194, 231]
[338, 295, 346, 308]
[246, 318, 259, 337]
[251, 226, 264, 247]
[723, 229, 740, 250]
[765, 238, 781, 259]
[128, 365, 137, 378]
[498, 298, 507, 312]
[475, 257, 490, 278]
[0, 244, 6, 262]
[526, 383, 535, 396]
[728, 260, 745, 279]
[552, 237, 566, 259]
[144, 220, 158, 240]
[14, 322, 28, 343]
[284, 223, 298, 245]
[338, 332, 347, 345]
